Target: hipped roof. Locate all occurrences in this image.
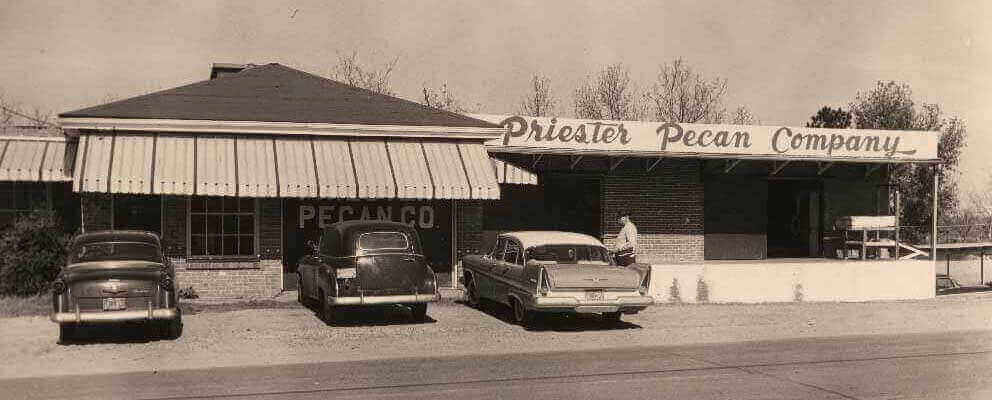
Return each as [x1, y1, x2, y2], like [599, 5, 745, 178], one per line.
[59, 63, 499, 129]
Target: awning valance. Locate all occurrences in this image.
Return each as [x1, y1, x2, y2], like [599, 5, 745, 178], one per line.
[492, 158, 538, 185]
[0, 136, 73, 182]
[73, 133, 500, 200]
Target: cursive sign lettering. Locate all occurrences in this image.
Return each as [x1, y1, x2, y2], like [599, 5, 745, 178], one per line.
[502, 116, 631, 146]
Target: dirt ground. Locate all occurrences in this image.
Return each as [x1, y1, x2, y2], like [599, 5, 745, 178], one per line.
[2, 291, 991, 380]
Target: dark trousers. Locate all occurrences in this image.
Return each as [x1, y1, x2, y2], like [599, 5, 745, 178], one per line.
[615, 254, 636, 266]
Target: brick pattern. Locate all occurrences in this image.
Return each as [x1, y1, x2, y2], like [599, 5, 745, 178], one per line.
[600, 159, 705, 263]
[173, 259, 282, 298]
[80, 192, 113, 232]
[456, 200, 484, 258]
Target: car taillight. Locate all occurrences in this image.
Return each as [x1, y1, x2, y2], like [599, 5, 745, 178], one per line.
[52, 279, 67, 294]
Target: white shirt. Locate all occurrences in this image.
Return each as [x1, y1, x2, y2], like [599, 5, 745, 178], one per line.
[616, 221, 638, 253]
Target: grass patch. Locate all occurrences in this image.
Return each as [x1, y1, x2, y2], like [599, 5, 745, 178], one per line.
[0, 294, 50, 318]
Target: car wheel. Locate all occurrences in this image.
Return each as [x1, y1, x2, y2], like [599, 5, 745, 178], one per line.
[603, 312, 622, 324]
[58, 325, 75, 344]
[410, 303, 428, 322]
[319, 291, 337, 324]
[162, 316, 183, 340]
[511, 298, 534, 326]
[466, 277, 481, 308]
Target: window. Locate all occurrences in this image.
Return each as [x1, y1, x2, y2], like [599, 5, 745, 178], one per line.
[0, 182, 48, 217]
[490, 238, 507, 259]
[189, 197, 256, 257]
[503, 240, 523, 266]
[527, 245, 611, 264]
[357, 232, 409, 250]
[69, 242, 162, 264]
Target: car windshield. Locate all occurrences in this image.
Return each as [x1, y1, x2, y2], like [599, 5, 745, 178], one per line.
[69, 242, 162, 264]
[526, 245, 611, 265]
[357, 232, 409, 250]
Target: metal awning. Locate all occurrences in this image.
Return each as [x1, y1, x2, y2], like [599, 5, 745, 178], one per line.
[0, 136, 73, 182]
[72, 133, 500, 199]
[492, 158, 538, 185]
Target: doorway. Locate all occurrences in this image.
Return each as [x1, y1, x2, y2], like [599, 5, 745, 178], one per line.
[767, 180, 822, 258]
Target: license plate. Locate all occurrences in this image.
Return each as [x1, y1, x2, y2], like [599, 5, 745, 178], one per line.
[102, 297, 126, 311]
[585, 290, 604, 301]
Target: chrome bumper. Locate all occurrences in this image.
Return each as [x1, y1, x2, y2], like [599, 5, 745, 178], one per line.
[531, 295, 654, 313]
[328, 293, 438, 305]
[51, 308, 179, 324]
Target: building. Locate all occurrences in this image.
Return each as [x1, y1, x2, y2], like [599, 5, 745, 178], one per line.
[2, 62, 943, 302]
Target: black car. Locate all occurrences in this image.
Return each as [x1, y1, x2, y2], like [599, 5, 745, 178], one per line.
[297, 221, 438, 322]
[51, 231, 182, 343]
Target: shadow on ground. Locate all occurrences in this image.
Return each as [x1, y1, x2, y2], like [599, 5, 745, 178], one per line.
[304, 304, 438, 327]
[58, 324, 180, 345]
[457, 300, 642, 332]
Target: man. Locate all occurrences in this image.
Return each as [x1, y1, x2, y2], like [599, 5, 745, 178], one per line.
[614, 211, 638, 266]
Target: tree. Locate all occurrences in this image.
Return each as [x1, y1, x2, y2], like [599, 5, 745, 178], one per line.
[421, 83, 477, 114]
[806, 106, 851, 128]
[730, 105, 759, 125]
[848, 81, 967, 240]
[645, 58, 727, 123]
[330, 51, 398, 96]
[573, 63, 644, 121]
[518, 74, 556, 117]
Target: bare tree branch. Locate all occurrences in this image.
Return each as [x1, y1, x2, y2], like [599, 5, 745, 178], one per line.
[645, 58, 727, 123]
[331, 50, 398, 96]
[518, 74, 556, 117]
[573, 63, 643, 121]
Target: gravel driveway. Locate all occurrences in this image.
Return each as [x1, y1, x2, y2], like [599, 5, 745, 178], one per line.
[2, 292, 991, 380]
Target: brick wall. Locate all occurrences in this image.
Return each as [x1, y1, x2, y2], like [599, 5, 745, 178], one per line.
[600, 159, 705, 263]
[174, 259, 282, 298]
[80, 192, 112, 232]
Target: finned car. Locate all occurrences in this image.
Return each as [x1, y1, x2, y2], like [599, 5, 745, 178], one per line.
[297, 221, 438, 322]
[461, 231, 653, 325]
[51, 231, 182, 343]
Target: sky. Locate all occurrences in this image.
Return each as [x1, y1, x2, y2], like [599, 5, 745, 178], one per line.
[1, 0, 989, 194]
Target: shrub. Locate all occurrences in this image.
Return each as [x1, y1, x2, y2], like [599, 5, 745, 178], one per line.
[178, 286, 199, 299]
[696, 277, 709, 302]
[0, 212, 72, 296]
[669, 278, 682, 303]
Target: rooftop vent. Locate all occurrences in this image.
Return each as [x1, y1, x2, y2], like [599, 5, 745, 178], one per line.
[209, 63, 254, 80]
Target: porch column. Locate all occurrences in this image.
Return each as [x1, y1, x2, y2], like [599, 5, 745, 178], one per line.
[932, 164, 938, 263]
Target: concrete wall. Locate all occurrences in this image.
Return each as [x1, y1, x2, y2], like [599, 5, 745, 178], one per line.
[647, 259, 935, 303]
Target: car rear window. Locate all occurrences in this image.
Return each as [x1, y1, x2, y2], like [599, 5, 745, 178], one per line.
[357, 232, 409, 250]
[69, 242, 162, 264]
[527, 245, 610, 264]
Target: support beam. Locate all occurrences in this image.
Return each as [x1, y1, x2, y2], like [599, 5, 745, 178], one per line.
[570, 155, 584, 170]
[645, 157, 664, 173]
[817, 162, 834, 175]
[530, 154, 543, 169]
[932, 164, 939, 263]
[865, 164, 881, 178]
[771, 161, 791, 176]
[609, 157, 626, 172]
[723, 159, 742, 173]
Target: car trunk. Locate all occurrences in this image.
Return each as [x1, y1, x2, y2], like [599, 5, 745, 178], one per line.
[357, 254, 429, 295]
[545, 263, 641, 289]
[63, 261, 163, 311]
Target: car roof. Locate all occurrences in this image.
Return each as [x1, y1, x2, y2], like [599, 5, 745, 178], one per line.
[327, 220, 416, 234]
[500, 231, 605, 249]
[72, 230, 161, 246]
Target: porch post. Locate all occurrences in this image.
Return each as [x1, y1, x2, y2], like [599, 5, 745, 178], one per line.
[931, 164, 938, 263]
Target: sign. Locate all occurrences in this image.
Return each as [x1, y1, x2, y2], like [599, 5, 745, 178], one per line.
[470, 114, 939, 161]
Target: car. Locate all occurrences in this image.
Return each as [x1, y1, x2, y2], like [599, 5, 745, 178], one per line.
[50, 231, 182, 343]
[461, 231, 654, 325]
[297, 220, 438, 322]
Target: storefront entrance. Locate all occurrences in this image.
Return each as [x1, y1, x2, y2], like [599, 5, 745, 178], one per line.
[767, 180, 822, 258]
[484, 174, 601, 250]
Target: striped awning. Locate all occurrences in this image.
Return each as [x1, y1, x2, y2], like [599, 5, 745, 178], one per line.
[73, 133, 500, 199]
[0, 136, 73, 182]
[492, 158, 538, 185]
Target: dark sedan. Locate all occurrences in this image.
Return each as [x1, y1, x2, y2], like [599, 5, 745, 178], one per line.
[51, 231, 182, 343]
[297, 221, 438, 323]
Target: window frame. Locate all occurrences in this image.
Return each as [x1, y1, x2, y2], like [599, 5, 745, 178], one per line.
[186, 196, 259, 260]
[503, 239, 523, 266]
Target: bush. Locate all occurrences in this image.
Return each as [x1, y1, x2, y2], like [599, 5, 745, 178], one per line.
[0, 212, 72, 296]
[178, 286, 199, 299]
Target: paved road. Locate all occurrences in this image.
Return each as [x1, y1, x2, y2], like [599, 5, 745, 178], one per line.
[5, 330, 991, 400]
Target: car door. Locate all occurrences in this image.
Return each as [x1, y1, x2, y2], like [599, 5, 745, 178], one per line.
[502, 240, 527, 296]
[477, 238, 506, 301]
[494, 239, 523, 304]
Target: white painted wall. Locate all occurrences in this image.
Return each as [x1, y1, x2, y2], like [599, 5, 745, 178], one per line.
[647, 260, 935, 303]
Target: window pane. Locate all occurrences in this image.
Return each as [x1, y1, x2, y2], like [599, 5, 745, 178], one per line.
[207, 235, 222, 255]
[223, 236, 237, 255]
[206, 197, 222, 212]
[190, 235, 206, 255]
[223, 215, 237, 234]
[190, 214, 206, 235]
[239, 198, 254, 213]
[239, 236, 254, 255]
[223, 197, 239, 212]
[238, 215, 254, 234]
[190, 198, 206, 213]
[207, 215, 222, 234]
[357, 232, 409, 250]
